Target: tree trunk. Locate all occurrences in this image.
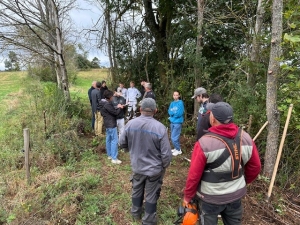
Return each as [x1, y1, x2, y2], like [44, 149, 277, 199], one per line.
[143, 0, 171, 89]
[264, 0, 283, 177]
[50, 0, 70, 101]
[194, 0, 205, 118]
[105, 3, 115, 83]
[248, 0, 265, 87]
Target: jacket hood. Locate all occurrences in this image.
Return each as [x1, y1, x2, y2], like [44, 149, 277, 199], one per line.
[208, 123, 239, 139]
[99, 99, 108, 109]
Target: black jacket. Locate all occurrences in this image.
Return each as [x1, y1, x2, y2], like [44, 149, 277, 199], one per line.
[100, 86, 108, 99]
[112, 96, 126, 119]
[144, 90, 156, 100]
[88, 86, 95, 106]
[197, 111, 211, 140]
[99, 100, 122, 128]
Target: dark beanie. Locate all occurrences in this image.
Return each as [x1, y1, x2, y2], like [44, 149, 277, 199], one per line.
[211, 102, 233, 124]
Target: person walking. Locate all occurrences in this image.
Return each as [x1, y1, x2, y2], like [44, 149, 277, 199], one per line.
[91, 81, 103, 136]
[168, 90, 184, 156]
[119, 98, 172, 225]
[126, 81, 141, 120]
[99, 90, 124, 164]
[112, 91, 127, 141]
[183, 102, 261, 225]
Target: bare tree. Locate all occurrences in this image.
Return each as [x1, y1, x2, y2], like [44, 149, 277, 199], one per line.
[264, 0, 283, 177]
[0, 0, 75, 101]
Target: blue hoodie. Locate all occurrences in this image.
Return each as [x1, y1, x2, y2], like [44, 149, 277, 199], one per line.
[168, 100, 184, 124]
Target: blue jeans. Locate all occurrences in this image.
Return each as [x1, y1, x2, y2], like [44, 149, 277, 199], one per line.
[170, 123, 182, 150]
[106, 127, 118, 160]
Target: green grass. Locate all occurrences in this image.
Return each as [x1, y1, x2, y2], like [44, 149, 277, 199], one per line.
[69, 69, 108, 99]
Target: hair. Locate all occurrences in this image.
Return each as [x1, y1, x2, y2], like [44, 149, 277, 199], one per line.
[130, 81, 135, 84]
[209, 93, 223, 103]
[144, 83, 152, 89]
[201, 93, 209, 98]
[174, 90, 181, 100]
[101, 80, 106, 85]
[96, 81, 102, 88]
[104, 90, 114, 99]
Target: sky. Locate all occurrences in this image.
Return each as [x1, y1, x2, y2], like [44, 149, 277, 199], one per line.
[0, 0, 109, 70]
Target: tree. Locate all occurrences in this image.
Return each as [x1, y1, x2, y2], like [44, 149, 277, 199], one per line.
[4, 51, 20, 71]
[91, 57, 100, 68]
[0, 0, 75, 101]
[264, 0, 283, 177]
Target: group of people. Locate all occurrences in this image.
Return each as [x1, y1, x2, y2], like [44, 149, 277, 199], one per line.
[88, 82, 261, 225]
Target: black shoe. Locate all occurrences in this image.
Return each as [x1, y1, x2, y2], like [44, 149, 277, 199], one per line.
[132, 215, 141, 222]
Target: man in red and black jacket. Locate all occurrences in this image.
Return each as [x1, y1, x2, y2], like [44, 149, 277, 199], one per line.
[184, 102, 261, 225]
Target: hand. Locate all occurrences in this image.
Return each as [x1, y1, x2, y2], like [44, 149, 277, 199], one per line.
[117, 104, 123, 108]
[182, 199, 189, 207]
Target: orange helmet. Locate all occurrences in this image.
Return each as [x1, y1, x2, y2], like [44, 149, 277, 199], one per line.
[181, 203, 199, 225]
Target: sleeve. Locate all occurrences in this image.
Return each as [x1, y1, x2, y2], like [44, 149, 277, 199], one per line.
[160, 130, 172, 168]
[244, 141, 261, 184]
[173, 101, 184, 118]
[104, 104, 121, 116]
[184, 141, 207, 203]
[197, 113, 210, 140]
[136, 89, 141, 98]
[168, 103, 173, 116]
[91, 92, 97, 113]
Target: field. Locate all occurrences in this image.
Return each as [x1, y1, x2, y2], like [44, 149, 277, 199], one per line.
[0, 69, 298, 225]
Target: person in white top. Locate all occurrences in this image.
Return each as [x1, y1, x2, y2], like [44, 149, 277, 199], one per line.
[126, 81, 141, 119]
[117, 82, 127, 99]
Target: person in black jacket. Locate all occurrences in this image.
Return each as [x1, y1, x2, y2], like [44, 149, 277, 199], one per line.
[112, 91, 127, 141]
[143, 83, 156, 100]
[99, 90, 124, 164]
[197, 93, 223, 140]
[100, 80, 108, 99]
[91, 81, 103, 136]
[88, 81, 96, 129]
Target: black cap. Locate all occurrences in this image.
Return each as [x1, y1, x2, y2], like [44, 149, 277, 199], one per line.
[211, 102, 233, 124]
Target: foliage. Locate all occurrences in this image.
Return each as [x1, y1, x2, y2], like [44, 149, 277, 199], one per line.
[4, 51, 20, 71]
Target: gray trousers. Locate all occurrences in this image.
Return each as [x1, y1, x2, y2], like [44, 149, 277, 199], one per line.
[131, 169, 165, 225]
[199, 199, 242, 225]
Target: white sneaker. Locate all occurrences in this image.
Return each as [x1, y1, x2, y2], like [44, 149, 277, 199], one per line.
[171, 149, 177, 153]
[172, 149, 182, 156]
[108, 156, 112, 160]
[111, 159, 122, 164]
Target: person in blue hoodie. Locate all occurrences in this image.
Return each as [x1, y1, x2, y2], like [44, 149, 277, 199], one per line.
[168, 90, 185, 156]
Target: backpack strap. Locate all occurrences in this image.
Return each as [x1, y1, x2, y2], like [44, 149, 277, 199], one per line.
[201, 128, 243, 183]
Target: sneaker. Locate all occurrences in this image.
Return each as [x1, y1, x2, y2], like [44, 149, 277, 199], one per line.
[111, 159, 122, 164]
[172, 149, 182, 156]
[107, 156, 112, 160]
[171, 148, 177, 153]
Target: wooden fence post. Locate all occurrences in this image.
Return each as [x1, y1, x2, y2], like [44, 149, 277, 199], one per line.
[23, 128, 31, 185]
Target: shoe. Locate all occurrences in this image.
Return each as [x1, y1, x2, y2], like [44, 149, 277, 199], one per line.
[111, 159, 122, 164]
[172, 149, 182, 156]
[171, 148, 176, 153]
[132, 215, 141, 222]
[107, 156, 112, 160]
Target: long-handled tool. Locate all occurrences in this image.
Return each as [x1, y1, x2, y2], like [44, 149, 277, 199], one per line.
[253, 121, 268, 141]
[266, 104, 293, 202]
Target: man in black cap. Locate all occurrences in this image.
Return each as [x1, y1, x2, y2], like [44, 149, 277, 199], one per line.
[119, 98, 172, 225]
[183, 102, 261, 225]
